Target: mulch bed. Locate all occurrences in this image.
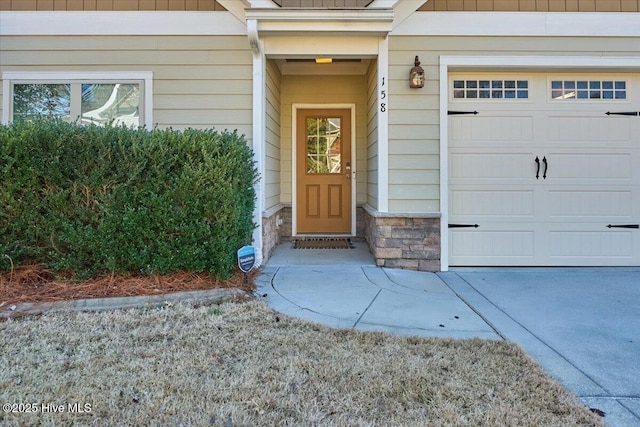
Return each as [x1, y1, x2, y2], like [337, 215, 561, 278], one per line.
[0, 264, 256, 307]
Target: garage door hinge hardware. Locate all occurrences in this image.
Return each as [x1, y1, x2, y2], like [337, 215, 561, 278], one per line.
[605, 111, 640, 117]
[607, 224, 639, 229]
[448, 110, 478, 115]
[449, 224, 479, 228]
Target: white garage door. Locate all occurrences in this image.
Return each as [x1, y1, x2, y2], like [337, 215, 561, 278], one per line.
[449, 73, 640, 266]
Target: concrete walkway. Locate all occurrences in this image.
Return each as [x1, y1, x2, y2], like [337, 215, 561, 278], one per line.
[257, 240, 499, 339]
[258, 242, 640, 427]
[257, 264, 500, 340]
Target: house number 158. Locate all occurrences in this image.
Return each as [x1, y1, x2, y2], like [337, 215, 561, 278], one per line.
[380, 77, 387, 112]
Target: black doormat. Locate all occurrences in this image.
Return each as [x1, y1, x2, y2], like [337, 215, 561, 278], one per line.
[292, 238, 354, 249]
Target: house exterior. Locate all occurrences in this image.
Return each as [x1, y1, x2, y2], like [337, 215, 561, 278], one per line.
[1, 0, 639, 271]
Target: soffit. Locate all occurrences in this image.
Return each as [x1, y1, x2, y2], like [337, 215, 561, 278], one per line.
[274, 58, 373, 75]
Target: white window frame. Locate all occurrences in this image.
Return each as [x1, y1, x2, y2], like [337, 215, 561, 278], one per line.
[549, 78, 628, 102]
[451, 78, 531, 101]
[2, 71, 153, 128]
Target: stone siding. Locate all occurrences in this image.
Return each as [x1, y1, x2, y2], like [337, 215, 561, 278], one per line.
[264, 204, 432, 267]
[261, 204, 292, 263]
[364, 207, 440, 271]
[262, 209, 280, 262]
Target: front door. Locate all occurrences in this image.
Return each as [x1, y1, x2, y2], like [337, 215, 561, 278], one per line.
[296, 109, 352, 234]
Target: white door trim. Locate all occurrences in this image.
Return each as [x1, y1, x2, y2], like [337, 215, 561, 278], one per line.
[292, 103, 357, 236]
[439, 55, 640, 271]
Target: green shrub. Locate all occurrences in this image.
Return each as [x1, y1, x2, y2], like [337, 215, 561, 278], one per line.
[0, 118, 258, 279]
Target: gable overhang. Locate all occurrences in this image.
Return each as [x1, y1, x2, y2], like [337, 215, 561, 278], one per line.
[245, 8, 394, 39]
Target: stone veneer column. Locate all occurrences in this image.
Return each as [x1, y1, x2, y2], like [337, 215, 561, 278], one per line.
[363, 205, 440, 271]
[261, 204, 293, 263]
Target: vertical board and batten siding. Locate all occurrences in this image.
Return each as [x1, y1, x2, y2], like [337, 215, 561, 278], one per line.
[280, 74, 368, 205]
[0, 35, 253, 137]
[419, 0, 640, 11]
[265, 59, 282, 210]
[387, 33, 640, 213]
[0, 0, 226, 10]
[366, 59, 379, 209]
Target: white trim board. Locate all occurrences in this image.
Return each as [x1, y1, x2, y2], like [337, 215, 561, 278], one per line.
[377, 36, 389, 212]
[393, 12, 640, 37]
[251, 49, 266, 266]
[0, 12, 247, 36]
[291, 103, 357, 237]
[438, 55, 640, 272]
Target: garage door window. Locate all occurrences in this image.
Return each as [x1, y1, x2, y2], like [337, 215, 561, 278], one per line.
[453, 79, 529, 99]
[551, 80, 627, 100]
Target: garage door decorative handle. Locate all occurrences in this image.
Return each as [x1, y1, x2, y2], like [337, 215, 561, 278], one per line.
[607, 224, 639, 229]
[449, 224, 479, 228]
[535, 156, 540, 179]
[542, 156, 548, 179]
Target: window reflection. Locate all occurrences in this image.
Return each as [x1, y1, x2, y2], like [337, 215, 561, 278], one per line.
[306, 117, 341, 174]
[453, 79, 529, 99]
[13, 84, 71, 122]
[12, 82, 141, 126]
[551, 80, 626, 100]
[81, 84, 140, 126]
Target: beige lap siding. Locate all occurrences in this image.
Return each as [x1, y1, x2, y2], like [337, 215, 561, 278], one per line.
[0, 35, 253, 137]
[387, 34, 640, 213]
[265, 59, 282, 211]
[0, 0, 226, 11]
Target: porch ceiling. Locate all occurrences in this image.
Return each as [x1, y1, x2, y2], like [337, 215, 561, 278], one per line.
[274, 58, 373, 75]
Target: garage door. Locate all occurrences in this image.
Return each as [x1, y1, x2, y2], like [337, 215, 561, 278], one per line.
[449, 73, 640, 266]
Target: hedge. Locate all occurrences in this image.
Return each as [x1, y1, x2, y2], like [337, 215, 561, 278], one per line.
[0, 118, 258, 279]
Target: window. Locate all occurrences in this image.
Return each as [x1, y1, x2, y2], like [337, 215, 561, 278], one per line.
[2, 72, 153, 127]
[306, 117, 342, 174]
[453, 79, 529, 99]
[551, 80, 627, 100]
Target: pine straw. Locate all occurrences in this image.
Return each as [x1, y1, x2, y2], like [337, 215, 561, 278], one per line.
[0, 300, 605, 426]
[0, 264, 255, 306]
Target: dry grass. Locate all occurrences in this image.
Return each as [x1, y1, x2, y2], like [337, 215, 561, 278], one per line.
[1, 300, 604, 426]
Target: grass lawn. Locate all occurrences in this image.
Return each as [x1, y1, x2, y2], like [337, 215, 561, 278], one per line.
[1, 300, 604, 426]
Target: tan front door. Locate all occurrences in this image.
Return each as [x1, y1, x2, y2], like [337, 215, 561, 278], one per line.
[296, 109, 352, 234]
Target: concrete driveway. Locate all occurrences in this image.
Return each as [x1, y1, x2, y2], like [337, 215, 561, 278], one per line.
[438, 268, 640, 427]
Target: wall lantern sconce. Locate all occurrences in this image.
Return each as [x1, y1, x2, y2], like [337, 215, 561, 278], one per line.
[410, 56, 425, 88]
